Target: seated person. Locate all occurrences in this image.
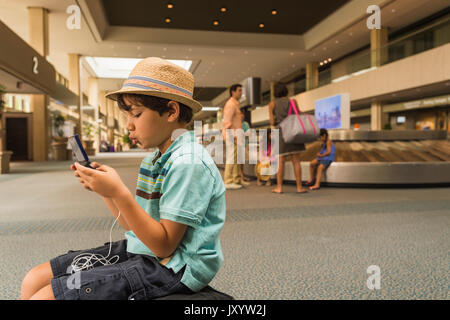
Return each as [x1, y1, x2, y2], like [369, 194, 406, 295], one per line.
[21, 57, 227, 300]
[307, 129, 335, 190]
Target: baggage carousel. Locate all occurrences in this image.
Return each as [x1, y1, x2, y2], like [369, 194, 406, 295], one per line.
[242, 130, 450, 186]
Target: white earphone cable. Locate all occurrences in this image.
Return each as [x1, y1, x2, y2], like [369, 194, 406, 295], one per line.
[70, 212, 121, 274]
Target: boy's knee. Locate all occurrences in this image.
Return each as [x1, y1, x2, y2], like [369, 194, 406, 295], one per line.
[21, 262, 53, 299]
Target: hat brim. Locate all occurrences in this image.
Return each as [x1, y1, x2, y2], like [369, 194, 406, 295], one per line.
[105, 87, 203, 114]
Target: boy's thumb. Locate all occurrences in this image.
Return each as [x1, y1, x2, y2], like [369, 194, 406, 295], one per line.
[90, 162, 101, 168]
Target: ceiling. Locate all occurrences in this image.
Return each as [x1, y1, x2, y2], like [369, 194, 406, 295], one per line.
[0, 0, 449, 107]
[102, 0, 350, 35]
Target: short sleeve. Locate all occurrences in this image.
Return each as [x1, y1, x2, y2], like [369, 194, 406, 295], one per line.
[159, 155, 214, 228]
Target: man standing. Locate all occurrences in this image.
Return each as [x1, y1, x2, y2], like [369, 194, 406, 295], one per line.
[222, 84, 243, 189]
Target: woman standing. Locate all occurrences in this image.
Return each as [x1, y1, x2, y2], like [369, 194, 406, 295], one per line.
[269, 82, 308, 194]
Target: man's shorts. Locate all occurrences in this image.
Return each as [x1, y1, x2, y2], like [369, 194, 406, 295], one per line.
[49, 239, 192, 300]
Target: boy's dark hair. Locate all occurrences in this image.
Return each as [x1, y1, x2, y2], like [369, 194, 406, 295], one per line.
[274, 82, 288, 98]
[320, 128, 328, 140]
[229, 84, 242, 97]
[117, 93, 193, 123]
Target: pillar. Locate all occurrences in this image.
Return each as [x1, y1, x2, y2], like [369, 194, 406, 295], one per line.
[106, 97, 115, 145]
[269, 82, 275, 103]
[306, 62, 319, 91]
[370, 27, 388, 67]
[68, 54, 82, 136]
[88, 77, 100, 152]
[286, 82, 295, 97]
[371, 100, 388, 130]
[28, 7, 49, 161]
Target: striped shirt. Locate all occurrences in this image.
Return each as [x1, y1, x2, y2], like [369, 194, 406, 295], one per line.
[125, 130, 226, 292]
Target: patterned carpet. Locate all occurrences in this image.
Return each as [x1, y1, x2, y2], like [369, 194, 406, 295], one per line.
[0, 154, 449, 300]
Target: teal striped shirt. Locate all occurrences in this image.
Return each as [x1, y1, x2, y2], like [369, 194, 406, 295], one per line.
[125, 130, 226, 292]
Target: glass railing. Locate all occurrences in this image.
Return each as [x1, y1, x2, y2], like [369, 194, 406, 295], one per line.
[294, 78, 306, 94]
[319, 16, 450, 87]
[56, 72, 69, 89]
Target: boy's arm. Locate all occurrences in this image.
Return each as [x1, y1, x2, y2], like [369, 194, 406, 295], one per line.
[103, 196, 131, 231]
[72, 162, 131, 231]
[73, 162, 187, 258]
[112, 189, 187, 258]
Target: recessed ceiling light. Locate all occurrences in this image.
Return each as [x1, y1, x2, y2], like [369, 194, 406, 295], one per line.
[259, 23, 265, 28]
[220, 7, 227, 12]
[213, 20, 219, 26]
[320, 62, 323, 66]
[271, 10, 277, 15]
[328, 58, 332, 62]
[165, 17, 171, 23]
[290, 52, 294, 56]
[167, 3, 173, 9]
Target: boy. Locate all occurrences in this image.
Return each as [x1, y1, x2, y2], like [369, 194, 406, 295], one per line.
[21, 57, 226, 300]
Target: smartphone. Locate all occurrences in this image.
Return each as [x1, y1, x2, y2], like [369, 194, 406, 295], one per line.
[68, 134, 94, 169]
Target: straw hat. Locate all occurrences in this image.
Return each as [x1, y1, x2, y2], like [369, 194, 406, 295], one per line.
[105, 57, 202, 113]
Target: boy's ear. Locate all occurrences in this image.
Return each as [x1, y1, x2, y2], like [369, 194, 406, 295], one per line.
[167, 101, 180, 123]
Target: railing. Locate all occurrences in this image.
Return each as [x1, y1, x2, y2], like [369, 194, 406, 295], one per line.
[56, 72, 69, 89]
[318, 16, 450, 87]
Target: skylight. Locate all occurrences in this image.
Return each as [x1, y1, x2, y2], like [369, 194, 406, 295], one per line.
[84, 57, 193, 78]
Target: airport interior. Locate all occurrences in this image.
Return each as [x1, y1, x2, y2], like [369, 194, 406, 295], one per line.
[0, 0, 449, 300]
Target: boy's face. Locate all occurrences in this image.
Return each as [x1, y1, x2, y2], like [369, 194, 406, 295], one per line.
[122, 96, 175, 149]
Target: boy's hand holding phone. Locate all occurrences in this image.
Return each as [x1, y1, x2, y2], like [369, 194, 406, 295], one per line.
[71, 161, 128, 198]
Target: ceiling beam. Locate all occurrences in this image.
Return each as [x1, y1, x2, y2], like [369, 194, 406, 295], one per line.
[77, 0, 109, 42]
[103, 26, 305, 50]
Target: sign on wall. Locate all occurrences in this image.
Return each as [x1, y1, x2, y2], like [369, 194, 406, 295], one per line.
[314, 93, 350, 130]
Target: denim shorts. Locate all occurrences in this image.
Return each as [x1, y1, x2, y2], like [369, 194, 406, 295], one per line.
[49, 239, 192, 300]
[318, 160, 333, 168]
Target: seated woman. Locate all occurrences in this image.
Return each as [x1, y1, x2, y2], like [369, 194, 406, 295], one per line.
[307, 129, 335, 190]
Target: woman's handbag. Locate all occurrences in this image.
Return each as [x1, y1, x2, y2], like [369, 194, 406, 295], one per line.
[279, 99, 319, 144]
